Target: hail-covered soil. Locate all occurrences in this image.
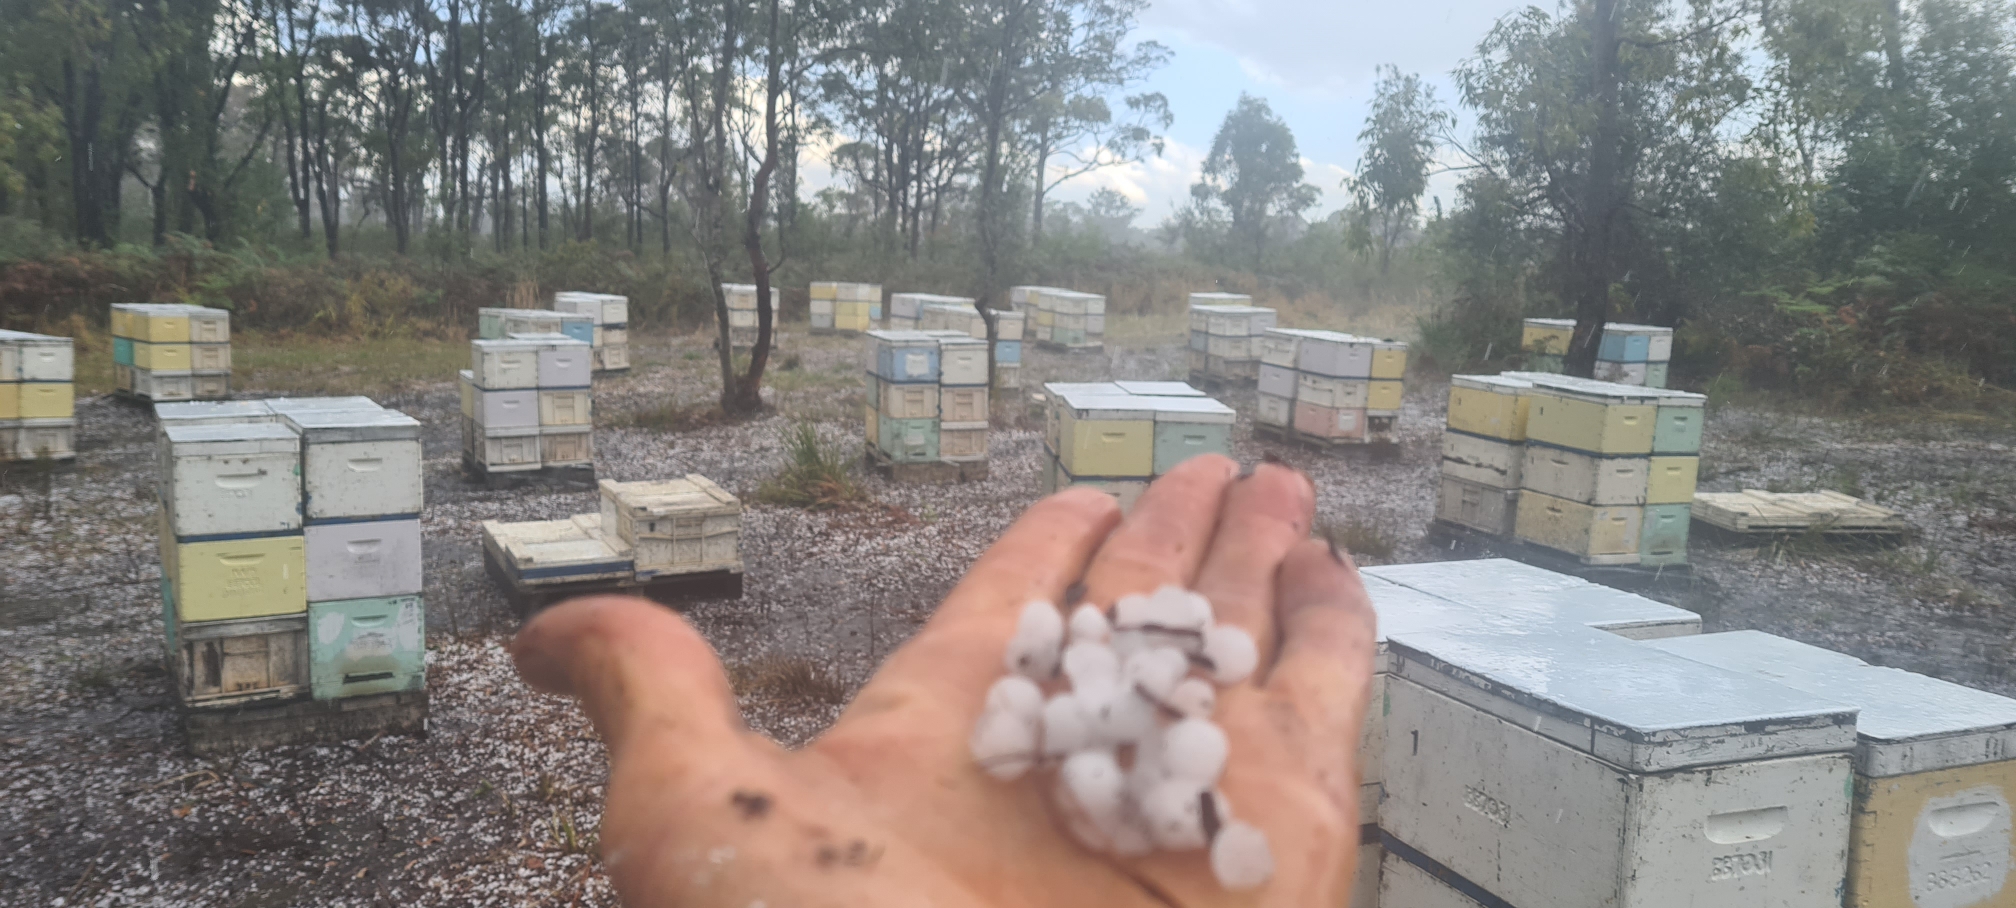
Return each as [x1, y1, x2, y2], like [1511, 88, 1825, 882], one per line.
[3, 326, 2012, 905]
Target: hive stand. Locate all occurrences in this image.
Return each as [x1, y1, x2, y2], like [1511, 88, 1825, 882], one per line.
[460, 456, 597, 491]
[1423, 518, 1697, 594]
[481, 543, 743, 617]
[862, 445, 991, 484]
[1690, 489, 1911, 537]
[1252, 419, 1400, 452]
[183, 690, 430, 757]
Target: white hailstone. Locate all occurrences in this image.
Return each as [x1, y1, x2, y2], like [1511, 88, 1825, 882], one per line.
[1041, 693, 1096, 757]
[1105, 803, 1156, 857]
[1210, 821, 1275, 890]
[1161, 718, 1230, 784]
[1058, 750, 1127, 844]
[1124, 647, 1190, 702]
[1140, 779, 1214, 850]
[1061, 641, 1121, 691]
[1200, 624, 1259, 686]
[1153, 585, 1214, 631]
[1005, 600, 1065, 679]
[986, 675, 1045, 721]
[1091, 687, 1158, 746]
[1166, 678, 1218, 719]
[1108, 629, 1149, 659]
[969, 708, 1039, 780]
[1068, 604, 1111, 644]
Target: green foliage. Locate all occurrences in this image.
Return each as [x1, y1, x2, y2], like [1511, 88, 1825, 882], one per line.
[1351, 67, 1453, 276]
[1182, 94, 1322, 271]
[756, 422, 866, 510]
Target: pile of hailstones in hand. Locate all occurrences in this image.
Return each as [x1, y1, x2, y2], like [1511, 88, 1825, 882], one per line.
[969, 584, 1273, 890]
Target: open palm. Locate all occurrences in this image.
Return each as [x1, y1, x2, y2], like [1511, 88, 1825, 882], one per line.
[511, 456, 1378, 907]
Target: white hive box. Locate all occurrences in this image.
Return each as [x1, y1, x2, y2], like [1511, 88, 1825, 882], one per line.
[154, 400, 279, 433]
[1257, 363, 1298, 399]
[131, 369, 195, 402]
[1187, 291, 1253, 306]
[2, 331, 76, 381]
[305, 517, 424, 601]
[1521, 445, 1651, 505]
[473, 425, 542, 471]
[181, 305, 231, 343]
[597, 476, 742, 577]
[1441, 429, 1524, 490]
[1295, 330, 1376, 378]
[1258, 327, 1323, 367]
[1256, 392, 1293, 427]
[940, 386, 989, 423]
[266, 396, 380, 415]
[538, 389, 592, 426]
[541, 425, 594, 465]
[1202, 305, 1276, 338]
[504, 332, 594, 388]
[1383, 626, 1856, 908]
[553, 291, 629, 325]
[1008, 285, 1066, 309]
[471, 338, 543, 390]
[471, 386, 539, 429]
[931, 332, 990, 386]
[482, 517, 634, 586]
[594, 344, 630, 371]
[281, 408, 424, 521]
[1297, 373, 1370, 409]
[1645, 631, 2016, 908]
[159, 423, 304, 539]
[940, 421, 989, 462]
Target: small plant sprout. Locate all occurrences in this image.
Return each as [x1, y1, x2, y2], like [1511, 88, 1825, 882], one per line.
[969, 588, 1275, 891]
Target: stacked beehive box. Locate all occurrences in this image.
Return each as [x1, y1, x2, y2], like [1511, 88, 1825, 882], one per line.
[1252, 329, 1408, 445]
[1515, 374, 1704, 565]
[887, 292, 970, 332]
[1646, 630, 2016, 908]
[111, 303, 232, 401]
[1029, 288, 1106, 350]
[551, 291, 631, 372]
[721, 283, 781, 350]
[481, 474, 744, 605]
[1379, 624, 1857, 908]
[157, 396, 425, 721]
[478, 306, 595, 346]
[809, 282, 882, 333]
[1038, 381, 1233, 510]
[0, 329, 77, 462]
[863, 330, 943, 464]
[1007, 285, 1065, 311]
[1522, 318, 1674, 388]
[919, 301, 1026, 389]
[924, 330, 992, 466]
[1186, 295, 1275, 385]
[463, 333, 595, 477]
[1435, 373, 1538, 535]
[1355, 559, 1702, 908]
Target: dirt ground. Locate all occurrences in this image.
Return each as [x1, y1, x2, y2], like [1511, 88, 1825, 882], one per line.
[3, 324, 2013, 906]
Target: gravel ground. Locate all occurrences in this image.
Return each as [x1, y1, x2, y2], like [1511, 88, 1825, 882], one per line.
[3, 326, 2013, 905]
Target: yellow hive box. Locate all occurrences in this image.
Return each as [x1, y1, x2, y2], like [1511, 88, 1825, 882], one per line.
[1447, 374, 1533, 441]
[1647, 456, 1699, 505]
[165, 532, 308, 623]
[1370, 341, 1408, 379]
[810, 282, 839, 300]
[109, 307, 132, 338]
[1526, 383, 1657, 454]
[132, 310, 192, 343]
[18, 383, 73, 419]
[133, 342, 192, 371]
[1058, 392, 1155, 478]
[1522, 318, 1575, 355]
[0, 383, 14, 420]
[1514, 489, 1642, 562]
[1367, 379, 1404, 412]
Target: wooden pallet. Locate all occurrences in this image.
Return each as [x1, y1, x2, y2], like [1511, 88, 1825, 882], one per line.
[482, 542, 745, 617]
[1691, 489, 1911, 536]
[461, 457, 597, 491]
[1425, 519, 1696, 592]
[183, 690, 430, 757]
[863, 446, 991, 484]
[1253, 421, 1398, 452]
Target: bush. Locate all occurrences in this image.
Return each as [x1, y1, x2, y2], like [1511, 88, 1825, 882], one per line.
[755, 422, 865, 509]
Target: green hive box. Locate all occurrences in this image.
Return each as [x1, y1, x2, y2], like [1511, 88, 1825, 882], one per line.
[1653, 404, 1702, 454]
[1645, 362, 1670, 388]
[1639, 504, 1692, 566]
[876, 416, 940, 463]
[309, 596, 426, 700]
[114, 336, 134, 366]
[1153, 422, 1231, 474]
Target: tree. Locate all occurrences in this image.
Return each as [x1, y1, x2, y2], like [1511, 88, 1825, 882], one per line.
[1188, 94, 1320, 270]
[1024, 0, 1169, 243]
[1351, 65, 1450, 275]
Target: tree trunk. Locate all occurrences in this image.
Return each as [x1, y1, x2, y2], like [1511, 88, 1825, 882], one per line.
[1567, 0, 1623, 378]
[1031, 115, 1050, 243]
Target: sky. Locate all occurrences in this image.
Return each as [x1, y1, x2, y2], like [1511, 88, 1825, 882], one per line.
[1046, 0, 1527, 224]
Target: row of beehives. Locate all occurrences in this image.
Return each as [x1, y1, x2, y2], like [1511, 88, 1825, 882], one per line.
[154, 397, 425, 711]
[1253, 329, 1410, 444]
[1186, 292, 1277, 384]
[552, 291, 631, 371]
[482, 475, 743, 588]
[110, 303, 233, 401]
[863, 330, 992, 464]
[809, 281, 883, 333]
[1440, 372, 1705, 566]
[1523, 317, 1674, 388]
[1011, 285, 1106, 350]
[1039, 381, 1234, 510]
[1351, 557, 2016, 908]
[0, 329, 76, 462]
[917, 300, 1025, 389]
[460, 330, 595, 475]
[722, 283, 783, 350]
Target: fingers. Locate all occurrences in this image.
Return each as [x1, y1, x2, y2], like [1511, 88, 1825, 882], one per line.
[1191, 462, 1317, 672]
[859, 488, 1120, 697]
[511, 595, 746, 762]
[1078, 453, 1240, 605]
[1262, 539, 1379, 812]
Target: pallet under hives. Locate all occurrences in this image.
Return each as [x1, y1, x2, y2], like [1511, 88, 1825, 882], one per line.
[480, 476, 746, 615]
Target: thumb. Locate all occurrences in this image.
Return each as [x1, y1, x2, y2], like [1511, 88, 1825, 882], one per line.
[511, 595, 746, 759]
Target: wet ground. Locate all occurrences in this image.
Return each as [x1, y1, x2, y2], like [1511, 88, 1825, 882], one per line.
[3, 325, 2013, 906]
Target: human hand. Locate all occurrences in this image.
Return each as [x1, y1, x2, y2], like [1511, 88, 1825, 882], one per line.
[511, 455, 1379, 907]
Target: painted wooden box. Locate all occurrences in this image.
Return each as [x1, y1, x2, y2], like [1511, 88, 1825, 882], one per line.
[1045, 456, 1149, 512]
[1647, 456, 1699, 505]
[165, 531, 308, 622]
[154, 400, 278, 433]
[284, 408, 424, 520]
[1256, 392, 1293, 428]
[10, 333, 74, 381]
[1447, 374, 1535, 442]
[309, 595, 425, 700]
[539, 389, 593, 426]
[876, 415, 941, 463]
[870, 374, 941, 420]
[472, 387, 539, 428]
[1435, 474, 1520, 535]
[1640, 503, 1693, 565]
[1521, 317, 1575, 355]
[9, 419, 76, 460]
[940, 386, 989, 423]
[865, 330, 941, 382]
[17, 382, 72, 419]
[1521, 445, 1651, 505]
[594, 344, 630, 371]
[192, 371, 231, 400]
[933, 334, 991, 386]
[1654, 397, 1706, 454]
[1149, 396, 1235, 475]
[1514, 489, 1645, 561]
[304, 517, 423, 601]
[131, 369, 195, 402]
[474, 423, 541, 471]
[160, 423, 303, 539]
[1369, 340, 1409, 380]
[1057, 392, 1154, 477]
[1257, 363, 1298, 399]
[940, 421, 989, 462]
[1293, 401, 1368, 442]
[1298, 374, 1369, 409]
[599, 476, 742, 575]
[1525, 377, 1661, 454]
[1441, 430, 1524, 490]
[185, 306, 231, 342]
[540, 426, 594, 466]
[189, 343, 231, 372]
[1367, 379, 1404, 413]
[1296, 330, 1375, 379]
[483, 516, 634, 585]
[174, 613, 308, 708]
[133, 341, 191, 371]
[471, 338, 543, 389]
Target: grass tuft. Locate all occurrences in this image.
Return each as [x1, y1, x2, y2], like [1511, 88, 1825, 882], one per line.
[1323, 519, 1397, 561]
[756, 423, 866, 510]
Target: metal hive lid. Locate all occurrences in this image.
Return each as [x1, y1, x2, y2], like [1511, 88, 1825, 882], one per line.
[1362, 559, 1700, 637]
[471, 338, 546, 353]
[1113, 381, 1205, 397]
[1043, 381, 1123, 397]
[1059, 391, 1154, 420]
[162, 421, 300, 454]
[1146, 396, 1236, 424]
[1450, 373, 1536, 392]
[1187, 292, 1253, 303]
[864, 330, 941, 344]
[265, 396, 382, 414]
[1521, 374, 1690, 406]
[1388, 626, 1859, 771]
[1645, 630, 2016, 776]
[154, 400, 276, 423]
[502, 332, 590, 348]
[1524, 317, 1576, 328]
[282, 408, 421, 443]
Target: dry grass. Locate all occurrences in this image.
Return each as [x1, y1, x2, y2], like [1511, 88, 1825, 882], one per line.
[729, 654, 850, 705]
[1323, 519, 1398, 561]
[756, 422, 867, 509]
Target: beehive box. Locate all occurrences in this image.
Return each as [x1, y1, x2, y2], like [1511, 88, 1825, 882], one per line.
[1296, 331, 1376, 379]
[1148, 396, 1235, 475]
[1055, 391, 1155, 478]
[172, 614, 309, 708]
[163, 530, 308, 623]
[155, 400, 279, 433]
[481, 516, 634, 586]
[1, 330, 75, 381]
[304, 518, 423, 602]
[1447, 373, 1535, 441]
[1382, 626, 1856, 908]
[1521, 317, 1576, 356]
[597, 476, 742, 577]
[1514, 489, 1644, 562]
[540, 426, 594, 466]
[1520, 445, 1652, 506]
[480, 307, 595, 344]
[539, 389, 593, 426]
[1598, 323, 1670, 363]
[931, 333, 990, 386]
[550, 292, 629, 372]
[864, 330, 941, 383]
[505, 332, 593, 387]
[1041, 456, 1150, 511]
[470, 385, 539, 428]
[552, 291, 630, 326]
[471, 338, 543, 390]
[308, 595, 425, 701]
[281, 408, 424, 521]
[159, 424, 304, 539]
[867, 373, 942, 420]
[1435, 475, 1520, 535]
[1646, 631, 2016, 908]
[1524, 376, 1661, 455]
[1441, 430, 1525, 490]
[1293, 399, 1368, 442]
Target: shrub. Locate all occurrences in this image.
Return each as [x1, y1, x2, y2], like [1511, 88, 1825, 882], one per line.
[755, 422, 866, 509]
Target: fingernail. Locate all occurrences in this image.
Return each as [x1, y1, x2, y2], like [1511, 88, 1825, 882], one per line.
[1062, 582, 1088, 607]
[1235, 462, 1256, 480]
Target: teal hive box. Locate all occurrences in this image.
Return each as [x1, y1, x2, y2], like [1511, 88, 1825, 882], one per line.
[310, 595, 426, 701]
